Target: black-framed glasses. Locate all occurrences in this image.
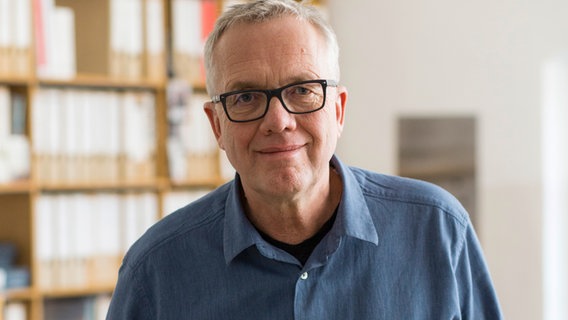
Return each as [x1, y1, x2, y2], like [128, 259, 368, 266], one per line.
[211, 79, 338, 123]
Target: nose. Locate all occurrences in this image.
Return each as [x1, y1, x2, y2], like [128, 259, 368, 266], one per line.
[259, 96, 296, 134]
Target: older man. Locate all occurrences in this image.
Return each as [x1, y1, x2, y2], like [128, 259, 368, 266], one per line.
[107, 1, 502, 319]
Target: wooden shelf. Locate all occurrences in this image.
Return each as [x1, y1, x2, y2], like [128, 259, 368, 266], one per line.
[37, 180, 161, 192]
[0, 76, 33, 86]
[0, 181, 33, 194]
[4, 287, 37, 301]
[39, 285, 114, 299]
[0, 180, 168, 194]
[38, 74, 165, 90]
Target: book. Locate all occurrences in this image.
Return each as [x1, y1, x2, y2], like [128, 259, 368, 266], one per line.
[3, 302, 27, 320]
[144, 0, 165, 81]
[166, 79, 219, 183]
[0, 242, 16, 270]
[0, 86, 30, 183]
[0, 242, 30, 290]
[110, 0, 143, 79]
[171, 0, 218, 85]
[0, 0, 12, 75]
[0, 86, 9, 140]
[13, 0, 32, 75]
[34, 0, 77, 79]
[0, 0, 31, 76]
[122, 192, 158, 252]
[52, 0, 159, 80]
[120, 91, 156, 182]
[35, 192, 159, 290]
[4, 267, 30, 289]
[32, 88, 157, 185]
[51, 6, 76, 79]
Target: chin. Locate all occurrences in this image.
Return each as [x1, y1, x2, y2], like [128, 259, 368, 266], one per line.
[263, 169, 308, 193]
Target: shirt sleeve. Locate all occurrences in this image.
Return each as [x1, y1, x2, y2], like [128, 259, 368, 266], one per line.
[455, 223, 503, 319]
[106, 263, 155, 320]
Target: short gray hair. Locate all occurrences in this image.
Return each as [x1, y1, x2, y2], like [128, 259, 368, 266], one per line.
[204, 0, 340, 95]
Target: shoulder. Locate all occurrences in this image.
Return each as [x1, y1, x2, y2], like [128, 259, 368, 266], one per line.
[121, 182, 232, 270]
[346, 166, 469, 227]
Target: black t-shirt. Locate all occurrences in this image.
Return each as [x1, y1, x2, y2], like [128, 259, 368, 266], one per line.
[258, 209, 338, 265]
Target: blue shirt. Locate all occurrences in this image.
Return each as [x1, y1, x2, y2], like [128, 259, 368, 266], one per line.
[107, 156, 502, 319]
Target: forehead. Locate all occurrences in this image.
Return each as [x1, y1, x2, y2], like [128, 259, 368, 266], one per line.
[212, 16, 329, 90]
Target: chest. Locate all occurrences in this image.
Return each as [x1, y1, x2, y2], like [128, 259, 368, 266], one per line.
[149, 239, 460, 320]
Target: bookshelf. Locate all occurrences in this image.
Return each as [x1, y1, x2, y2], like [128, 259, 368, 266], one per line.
[1, 0, 327, 319]
[1, 0, 219, 319]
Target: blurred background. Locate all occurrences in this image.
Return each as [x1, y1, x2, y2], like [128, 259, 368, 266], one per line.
[329, 1, 568, 319]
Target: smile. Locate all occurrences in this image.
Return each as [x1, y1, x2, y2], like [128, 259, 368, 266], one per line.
[258, 144, 304, 154]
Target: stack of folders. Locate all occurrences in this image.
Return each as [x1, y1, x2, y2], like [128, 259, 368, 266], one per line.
[171, 0, 216, 84]
[35, 0, 165, 81]
[34, 0, 76, 79]
[34, 192, 158, 291]
[166, 82, 225, 183]
[0, 86, 30, 184]
[143, 0, 166, 81]
[109, 0, 166, 80]
[0, 0, 31, 77]
[32, 89, 156, 186]
[108, 0, 143, 80]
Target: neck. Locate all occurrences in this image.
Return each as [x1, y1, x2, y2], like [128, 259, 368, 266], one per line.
[242, 167, 342, 245]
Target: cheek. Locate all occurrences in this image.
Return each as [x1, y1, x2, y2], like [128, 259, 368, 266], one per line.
[302, 113, 337, 147]
[220, 123, 253, 155]
[321, 115, 342, 150]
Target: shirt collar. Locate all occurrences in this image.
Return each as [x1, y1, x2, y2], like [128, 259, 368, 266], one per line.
[330, 155, 379, 246]
[223, 155, 379, 264]
[223, 174, 261, 264]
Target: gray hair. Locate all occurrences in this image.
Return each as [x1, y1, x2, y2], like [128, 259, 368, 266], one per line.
[203, 0, 340, 95]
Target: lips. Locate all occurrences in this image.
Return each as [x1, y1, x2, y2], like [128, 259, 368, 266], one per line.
[258, 144, 304, 154]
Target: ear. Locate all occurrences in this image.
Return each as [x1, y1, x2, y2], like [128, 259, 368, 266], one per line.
[204, 101, 226, 150]
[334, 85, 348, 137]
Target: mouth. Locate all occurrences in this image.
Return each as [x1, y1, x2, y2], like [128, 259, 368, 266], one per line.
[257, 144, 305, 155]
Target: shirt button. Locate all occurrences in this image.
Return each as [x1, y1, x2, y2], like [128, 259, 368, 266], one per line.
[300, 272, 308, 280]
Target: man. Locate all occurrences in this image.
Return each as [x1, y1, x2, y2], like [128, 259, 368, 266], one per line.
[107, 0, 502, 319]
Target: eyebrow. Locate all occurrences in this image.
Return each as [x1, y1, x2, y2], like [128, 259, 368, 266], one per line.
[225, 76, 320, 92]
[225, 81, 259, 92]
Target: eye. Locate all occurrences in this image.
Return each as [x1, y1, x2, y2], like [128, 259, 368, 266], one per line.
[285, 83, 322, 101]
[293, 85, 313, 95]
[238, 93, 255, 103]
[227, 92, 262, 107]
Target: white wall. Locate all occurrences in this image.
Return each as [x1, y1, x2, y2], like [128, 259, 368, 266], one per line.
[328, 1, 568, 319]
